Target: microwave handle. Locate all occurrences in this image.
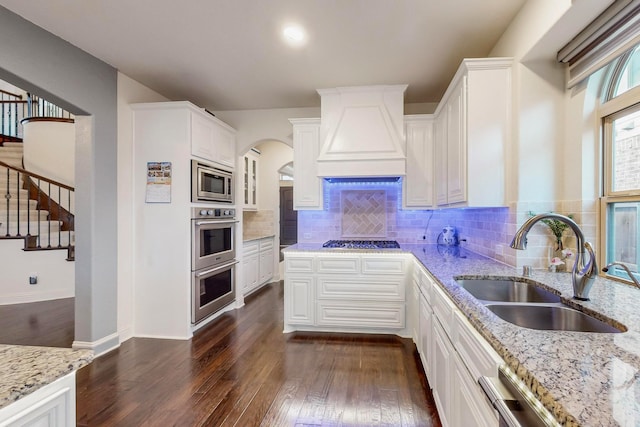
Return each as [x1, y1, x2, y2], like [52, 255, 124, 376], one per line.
[195, 220, 238, 226]
[196, 260, 239, 277]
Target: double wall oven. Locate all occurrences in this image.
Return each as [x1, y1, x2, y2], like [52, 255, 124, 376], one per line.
[191, 207, 237, 324]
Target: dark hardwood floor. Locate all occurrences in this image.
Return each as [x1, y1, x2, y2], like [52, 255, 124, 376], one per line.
[76, 281, 441, 426]
[0, 297, 74, 347]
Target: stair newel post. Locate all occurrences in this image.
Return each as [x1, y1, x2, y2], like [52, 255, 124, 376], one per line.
[36, 178, 41, 249]
[57, 186, 61, 248]
[46, 181, 51, 248]
[15, 169, 20, 237]
[4, 167, 9, 237]
[26, 175, 31, 238]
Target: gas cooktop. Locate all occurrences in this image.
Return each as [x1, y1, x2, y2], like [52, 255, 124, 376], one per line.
[322, 240, 401, 249]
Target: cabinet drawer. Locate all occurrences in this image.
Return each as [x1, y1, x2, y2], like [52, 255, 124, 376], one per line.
[317, 256, 359, 274]
[317, 276, 404, 301]
[316, 302, 405, 329]
[361, 257, 406, 275]
[432, 284, 455, 339]
[454, 311, 501, 380]
[243, 241, 259, 256]
[285, 257, 314, 273]
[417, 266, 433, 304]
[259, 238, 274, 251]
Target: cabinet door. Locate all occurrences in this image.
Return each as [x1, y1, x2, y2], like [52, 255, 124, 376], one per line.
[419, 292, 432, 383]
[191, 112, 215, 162]
[409, 279, 420, 346]
[242, 152, 259, 210]
[291, 119, 323, 210]
[434, 109, 448, 206]
[211, 122, 235, 169]
[259, 248, 274, 284]
[431, 319, 453, 427]
[452, 353, 499, 427]
[285, 276, 314, 325]
[445, 77, 467, 205]
[242, 253, 259, 294]
[404, 117, 434, 209]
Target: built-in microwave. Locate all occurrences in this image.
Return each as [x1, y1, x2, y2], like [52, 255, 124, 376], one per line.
[192, 160, 234, 204]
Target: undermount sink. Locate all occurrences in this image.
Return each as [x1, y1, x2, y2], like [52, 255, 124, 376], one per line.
[456, 277, 625, 333]
[457, 278, 561, 303]
[485, 304, 625, 333]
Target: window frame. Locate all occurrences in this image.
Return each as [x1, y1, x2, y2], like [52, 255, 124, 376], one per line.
[599, 59, 640, 285]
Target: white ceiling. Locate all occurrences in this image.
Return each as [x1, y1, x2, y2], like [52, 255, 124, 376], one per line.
[0, 0, 527, 111]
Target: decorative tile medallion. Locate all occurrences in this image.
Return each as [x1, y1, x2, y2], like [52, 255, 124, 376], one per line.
[341, 190, 386, 238]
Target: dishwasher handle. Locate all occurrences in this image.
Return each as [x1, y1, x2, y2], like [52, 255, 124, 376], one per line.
[479, 376, 522, 427]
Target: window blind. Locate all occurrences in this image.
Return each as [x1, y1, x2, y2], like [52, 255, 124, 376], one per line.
[558, 0, 640, 88]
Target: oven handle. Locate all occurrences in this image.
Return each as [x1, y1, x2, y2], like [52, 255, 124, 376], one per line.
[195, 220, 238, 226]
[196, 260, 238, 277]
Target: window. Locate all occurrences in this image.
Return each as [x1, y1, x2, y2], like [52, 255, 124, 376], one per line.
[601, 68, 640, 284]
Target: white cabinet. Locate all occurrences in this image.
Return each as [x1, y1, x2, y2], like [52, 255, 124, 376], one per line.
[403, 115, 435, 209]
[242, 149, 259, 210]
[290, 118, 323, 210]
[284, 252, 409, 334]
[131, 101, 238, 339]
[411, 258, 500, 427]
[0, 372, 75, 427]
[242, 237, 274, 296]
[190, 107, 236, 169]
[434, 58, 512, 207]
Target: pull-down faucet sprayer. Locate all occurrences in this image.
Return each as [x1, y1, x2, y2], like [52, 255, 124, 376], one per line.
[510, 213, 598, 300]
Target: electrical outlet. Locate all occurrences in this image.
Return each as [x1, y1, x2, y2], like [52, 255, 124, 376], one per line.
[29, 273, 37, 285]
[303, 232, 312, 239]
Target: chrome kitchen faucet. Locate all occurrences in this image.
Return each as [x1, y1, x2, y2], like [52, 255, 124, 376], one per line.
[510, 213, 598, 300]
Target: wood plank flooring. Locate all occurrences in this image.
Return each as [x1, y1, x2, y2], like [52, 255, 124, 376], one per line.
[76, 282, 441, 426]
[0, 297, 74, 347]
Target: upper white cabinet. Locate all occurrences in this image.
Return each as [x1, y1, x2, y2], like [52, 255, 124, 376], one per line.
[290, 118, 323, 210]
[434, 58, 512, 207]
[316, 85, 407, 177]
[190, 107, 236, 170]
[404, 115, 435, 209]
[242, 149, 259, 210]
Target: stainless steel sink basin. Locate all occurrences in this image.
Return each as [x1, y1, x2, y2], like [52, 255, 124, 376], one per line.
[457, 278, 561, 303]
[485, 304, 624, 333]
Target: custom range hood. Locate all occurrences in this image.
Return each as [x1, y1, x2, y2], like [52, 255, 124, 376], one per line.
[316, 85, 407, 177]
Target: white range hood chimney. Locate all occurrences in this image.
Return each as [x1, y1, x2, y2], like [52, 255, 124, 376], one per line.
[316, 85, 407, 177]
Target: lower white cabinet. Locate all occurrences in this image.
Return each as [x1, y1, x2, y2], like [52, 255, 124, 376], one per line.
[242, 237, 274, 296]
[284, 252, 410, 334]
[412, 259, 500, 427]
[0, 372, 75, 427]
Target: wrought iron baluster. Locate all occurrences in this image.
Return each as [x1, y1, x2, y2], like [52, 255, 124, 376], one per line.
[15, 169, 20, 236]
[4, 167, 9, 237]
[68, 190, 71, 248]
[47, 182, 51, 248]
[36, 179, 41, 248]
[26, 176, 31, 238]
[57, 186, 61, 247]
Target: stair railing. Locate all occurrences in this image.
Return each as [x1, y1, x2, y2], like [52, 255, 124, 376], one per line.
[1, 91, 74, 142]
[0, 89, 27, 141]
[0, 159, 74, 252]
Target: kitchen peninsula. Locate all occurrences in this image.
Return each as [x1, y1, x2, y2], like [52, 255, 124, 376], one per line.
[283, 243, 640, 426]
[0, 345, 92, 425]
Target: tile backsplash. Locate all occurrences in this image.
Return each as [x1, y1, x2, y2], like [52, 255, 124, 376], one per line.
[296, 179, 596, 269]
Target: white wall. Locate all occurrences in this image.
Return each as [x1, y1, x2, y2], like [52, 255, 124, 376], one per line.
[116, 72, 169, 342]
[0, 239, 74, 304]
[254, 140, 294, 278]
[23, 120, 75, 187]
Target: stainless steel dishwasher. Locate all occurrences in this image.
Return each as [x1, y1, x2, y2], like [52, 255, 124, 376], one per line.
[479, 366, 560, 427]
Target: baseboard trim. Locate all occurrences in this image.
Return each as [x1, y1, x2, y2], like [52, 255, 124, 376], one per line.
[73, 332, 120, 357]
[0, 290, 74, 305]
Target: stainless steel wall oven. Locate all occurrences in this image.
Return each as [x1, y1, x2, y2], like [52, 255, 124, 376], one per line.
[191, 207, 237, 324]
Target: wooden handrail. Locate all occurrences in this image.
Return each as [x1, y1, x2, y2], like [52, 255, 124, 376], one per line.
[20, 117, 75, 124]
[0, 89, 22, 99]
[0, 159, 74, 191]
[0, 100, 28, 104]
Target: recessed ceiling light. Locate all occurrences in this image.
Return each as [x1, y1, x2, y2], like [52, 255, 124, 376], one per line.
[283, 25, 306, 46]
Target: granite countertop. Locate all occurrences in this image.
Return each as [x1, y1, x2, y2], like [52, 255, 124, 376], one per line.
[0, 345, 93, 409]
[243, 233, 275, 243]
[284, 243, 640, 426]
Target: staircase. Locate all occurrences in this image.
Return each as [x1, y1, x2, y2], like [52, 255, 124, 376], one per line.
[0, 141, 75, 260]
